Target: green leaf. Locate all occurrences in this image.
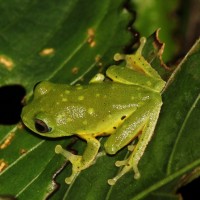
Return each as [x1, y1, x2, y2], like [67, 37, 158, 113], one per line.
[130, 0, 179, 61]
[128, 38, 200, 200]
[0, 0, 133, 88]
[0, 1, 200, 200]
[0, 0, 133, 199]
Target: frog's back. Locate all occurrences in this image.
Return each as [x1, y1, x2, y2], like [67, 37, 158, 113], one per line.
[69, 82, 160, 105]
[40, 81, 160, 107]
[58, 82, 161, 135]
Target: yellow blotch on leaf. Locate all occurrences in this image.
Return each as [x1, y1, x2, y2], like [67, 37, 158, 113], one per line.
[0, 55, 14, 71]
[39, 48, 55, 56]
[0, 132, 15, 149]
[0, 159, 8, 172]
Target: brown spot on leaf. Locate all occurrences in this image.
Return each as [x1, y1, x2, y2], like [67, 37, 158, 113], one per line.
[20, 148, 27, 155]
[0, 55, 14, 70]
[95, 55, 103, 68]
[87, 28, 96, 47]
[71, 67, 79, 75]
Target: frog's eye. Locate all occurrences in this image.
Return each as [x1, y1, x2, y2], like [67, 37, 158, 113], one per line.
[35, 119, 52, 133]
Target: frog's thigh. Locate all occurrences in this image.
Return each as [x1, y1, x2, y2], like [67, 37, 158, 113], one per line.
[104, 99, 162, 155]
[106, 65, 138, 84]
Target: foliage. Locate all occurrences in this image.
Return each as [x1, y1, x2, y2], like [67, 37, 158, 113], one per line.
[0, 0, 199, 199]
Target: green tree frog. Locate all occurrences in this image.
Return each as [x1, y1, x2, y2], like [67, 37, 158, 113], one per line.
[21, 37, 165, 185]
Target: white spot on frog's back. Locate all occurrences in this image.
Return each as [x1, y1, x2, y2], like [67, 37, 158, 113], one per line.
[65, 90, 70, 94]
[56, 113, 67, 125]
[78, 96, 84, 101]
[76, 85, 83, 90]
[88, 108, 95, 115]
[62, 98, 68, 102]
[65, 106, 86, 119]
[142, 96, 150, 101]
[112, 104, 138, 110]
[36, 82, 52, 95]
[131, 96, 135, 100]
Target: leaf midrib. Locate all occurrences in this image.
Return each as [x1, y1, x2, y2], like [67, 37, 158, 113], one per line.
[131, 158, 200, 200]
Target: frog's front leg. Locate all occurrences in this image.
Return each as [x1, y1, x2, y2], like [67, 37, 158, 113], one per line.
[104, 97, 162, 185]
[55, 135, 100, 184]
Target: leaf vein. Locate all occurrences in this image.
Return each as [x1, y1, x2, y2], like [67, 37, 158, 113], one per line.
[167, 93, 200, 174]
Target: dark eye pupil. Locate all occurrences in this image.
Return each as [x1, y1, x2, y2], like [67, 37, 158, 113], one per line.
[35, 119, 51, 133]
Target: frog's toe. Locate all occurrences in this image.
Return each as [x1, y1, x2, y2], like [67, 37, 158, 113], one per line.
[115, 159, 128, 167]
[109, 156, 141, 185]
[127, 144, 135, 151]
[108, 162, 140, 185]
[55, 145, 63, 154]
[108, 177, 118, 185]
[133, 165, 140, 179]
[113, 53, 125, 61]
[134, 172, 140, 179]
[55, 145, 82, 164]
[65, 172, 79, 184]
[55, 145, 72, 159]
[109, 162, 135, 185]
[65, 177, 73, 184]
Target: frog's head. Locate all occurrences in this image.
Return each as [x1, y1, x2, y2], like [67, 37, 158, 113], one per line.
[21, 107, 73, 138]
[21, 81, 74, 138]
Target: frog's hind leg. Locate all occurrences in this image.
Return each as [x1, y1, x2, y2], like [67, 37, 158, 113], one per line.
[105, 99, 162, 185]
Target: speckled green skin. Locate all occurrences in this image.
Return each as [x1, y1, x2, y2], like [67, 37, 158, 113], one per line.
[21, 37, 165, 185]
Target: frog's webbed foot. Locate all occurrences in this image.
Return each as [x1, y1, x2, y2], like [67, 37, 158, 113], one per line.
[55, 136, 100, 184]
[55, 145, 83, 184]
[108, 153, 140, 185]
